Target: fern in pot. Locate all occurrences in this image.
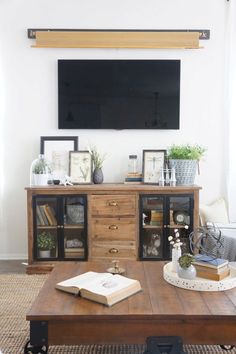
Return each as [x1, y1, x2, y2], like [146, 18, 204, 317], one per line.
[167, 144, 206, 186]
[37, 231, 56, 258]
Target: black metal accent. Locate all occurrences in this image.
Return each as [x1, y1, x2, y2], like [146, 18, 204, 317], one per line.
[27, 28, 210, 40]
[220, 345, 235, 351]
[24, 340, 48, 354]
[30, 321, 48, 346]
[143, 336, 186, 354]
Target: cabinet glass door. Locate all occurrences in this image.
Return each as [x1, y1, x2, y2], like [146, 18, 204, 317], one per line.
[140, 196, 165, 259]
[34, 197, 58, 260]
[167, 195, 193, 256]
[63, 196, 87, 259]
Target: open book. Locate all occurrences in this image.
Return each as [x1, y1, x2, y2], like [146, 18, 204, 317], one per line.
[55, 271, 142, 307]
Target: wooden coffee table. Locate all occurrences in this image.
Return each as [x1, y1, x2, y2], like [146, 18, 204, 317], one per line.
[24, 261, 236, 353]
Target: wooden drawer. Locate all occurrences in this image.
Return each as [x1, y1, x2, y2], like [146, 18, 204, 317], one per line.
[91, 217, 136, 241]
[90, 195, 136, 217]
[90, 240, 136, 259]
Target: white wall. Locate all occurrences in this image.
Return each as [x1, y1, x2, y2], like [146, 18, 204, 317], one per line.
[0, 0, 228, 258]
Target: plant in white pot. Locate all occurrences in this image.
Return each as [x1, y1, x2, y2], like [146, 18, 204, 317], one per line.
[178, 253, 196, 280]
[167, 144, 206, 185]
[30, 154, 51, 186]
[37, 231, 56, 258]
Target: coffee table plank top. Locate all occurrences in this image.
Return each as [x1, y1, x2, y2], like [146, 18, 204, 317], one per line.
[27, 261, 236, 321]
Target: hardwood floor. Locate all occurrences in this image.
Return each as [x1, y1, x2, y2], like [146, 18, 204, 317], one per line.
[0, 260, 27, 273]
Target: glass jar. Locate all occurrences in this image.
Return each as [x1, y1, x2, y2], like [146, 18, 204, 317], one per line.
[128, 155, 138, 174]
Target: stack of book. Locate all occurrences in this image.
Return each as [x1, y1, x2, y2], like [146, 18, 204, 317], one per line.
[150, 210, 163, 226]
[36, 204, 57, 226]
[193, 255, 230, 281]
[124, 172, 143, 184]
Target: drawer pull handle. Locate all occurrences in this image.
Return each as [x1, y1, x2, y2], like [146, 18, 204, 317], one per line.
[109, 225, 118, 230]
[109, 248, 119, 254]
[109, 201, 118, 207]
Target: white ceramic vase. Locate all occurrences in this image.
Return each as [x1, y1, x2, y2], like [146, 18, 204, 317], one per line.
[39, 250, 51, 258]
[33, 174, 49, 186]
[172, 247, 182, 273]
[177, 264, 197, 280]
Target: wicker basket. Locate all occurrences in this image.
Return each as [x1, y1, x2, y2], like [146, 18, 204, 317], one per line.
[169, 159, 198, 185]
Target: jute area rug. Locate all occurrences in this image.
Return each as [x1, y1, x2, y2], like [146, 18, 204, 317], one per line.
[0, 274, 236, 354]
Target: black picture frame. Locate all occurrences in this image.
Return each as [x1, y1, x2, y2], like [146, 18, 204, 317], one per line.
[40, 136, 78, 180]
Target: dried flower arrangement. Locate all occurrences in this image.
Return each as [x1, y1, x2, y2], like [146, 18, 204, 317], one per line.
[168, 226, 189, 249]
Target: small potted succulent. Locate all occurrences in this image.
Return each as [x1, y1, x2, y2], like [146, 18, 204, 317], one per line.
[31, 154, 51, 186]
[37, 231, 56, 258]
[177, 253, 196, 280]
[167, 144, 206, 185]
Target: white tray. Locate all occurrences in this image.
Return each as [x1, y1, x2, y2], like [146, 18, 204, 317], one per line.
[163, 262, 236, 291]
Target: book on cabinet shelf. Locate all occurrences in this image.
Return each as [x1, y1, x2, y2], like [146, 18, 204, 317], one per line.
[55, 271, 142, 307]
[43, 204, 57, 225]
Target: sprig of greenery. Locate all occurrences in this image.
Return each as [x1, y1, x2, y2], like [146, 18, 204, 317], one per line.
[88, 145, 106, 169]
[32, 156, 51, 174]
[168, 144, 206, 160]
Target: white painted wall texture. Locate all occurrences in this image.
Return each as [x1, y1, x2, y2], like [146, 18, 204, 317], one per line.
[0, 0, 228, 258]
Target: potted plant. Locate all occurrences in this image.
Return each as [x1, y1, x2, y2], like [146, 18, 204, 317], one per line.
[89, 146, 106, 184]
[31, 154, 51, 186]
[177, 253, 196, 280]
[167, 144, 206, 185]
[37, 231, 56, 258]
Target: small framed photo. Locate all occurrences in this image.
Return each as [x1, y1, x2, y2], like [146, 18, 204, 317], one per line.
[142, 150, 166, 184]
[40, 136, 78, 180]
[69, 151, 92, 184]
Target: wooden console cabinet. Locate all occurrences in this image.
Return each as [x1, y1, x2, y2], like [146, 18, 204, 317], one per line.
[25, 184, 201, 274]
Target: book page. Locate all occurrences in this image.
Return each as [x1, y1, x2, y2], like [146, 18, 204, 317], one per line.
[57, 271, 112, 289]
[81, 274, 138, 296]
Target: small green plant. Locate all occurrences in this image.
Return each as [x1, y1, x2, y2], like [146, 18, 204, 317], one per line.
[32, 155, 51, 174]
[167, 144, 206, 160]
[88, 145, 106, 169]
[37, 231, 56, 250]
[178, 253, 194, 269]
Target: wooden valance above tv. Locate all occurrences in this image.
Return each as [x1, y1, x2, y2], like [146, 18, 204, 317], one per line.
[27, 29, 210, 49]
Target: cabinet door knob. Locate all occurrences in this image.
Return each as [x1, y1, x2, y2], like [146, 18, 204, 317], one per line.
[109, 225, 118, 230]
[109, 248, 119, 254]
[108, 201, 118, 206]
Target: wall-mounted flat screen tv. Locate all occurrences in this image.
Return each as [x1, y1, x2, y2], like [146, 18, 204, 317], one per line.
[58, 59, 180, 129]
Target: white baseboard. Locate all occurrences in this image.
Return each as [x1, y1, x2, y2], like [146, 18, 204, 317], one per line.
[0, 253, 28, 260]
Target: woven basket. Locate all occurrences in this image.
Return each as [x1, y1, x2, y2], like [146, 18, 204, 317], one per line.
[169, 159, 198, 185]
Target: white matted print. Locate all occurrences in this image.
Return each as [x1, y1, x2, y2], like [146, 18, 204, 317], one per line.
[69, 151, 92, 184]
[142, 150, 166, 184]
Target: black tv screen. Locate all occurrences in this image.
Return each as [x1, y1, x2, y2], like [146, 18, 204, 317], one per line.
[58, 59, 180, 129]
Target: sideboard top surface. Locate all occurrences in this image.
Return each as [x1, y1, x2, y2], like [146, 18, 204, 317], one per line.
[25, 183, 202, 195]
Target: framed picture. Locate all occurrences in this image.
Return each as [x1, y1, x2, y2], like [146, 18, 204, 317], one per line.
[69, 151, 92, 184]
[142, 150, 166, 184]
[40, 136, 78, 179]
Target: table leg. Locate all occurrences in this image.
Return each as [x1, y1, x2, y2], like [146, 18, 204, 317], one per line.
[143, 336, 186, 354]
[24, 321, 48, 354]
